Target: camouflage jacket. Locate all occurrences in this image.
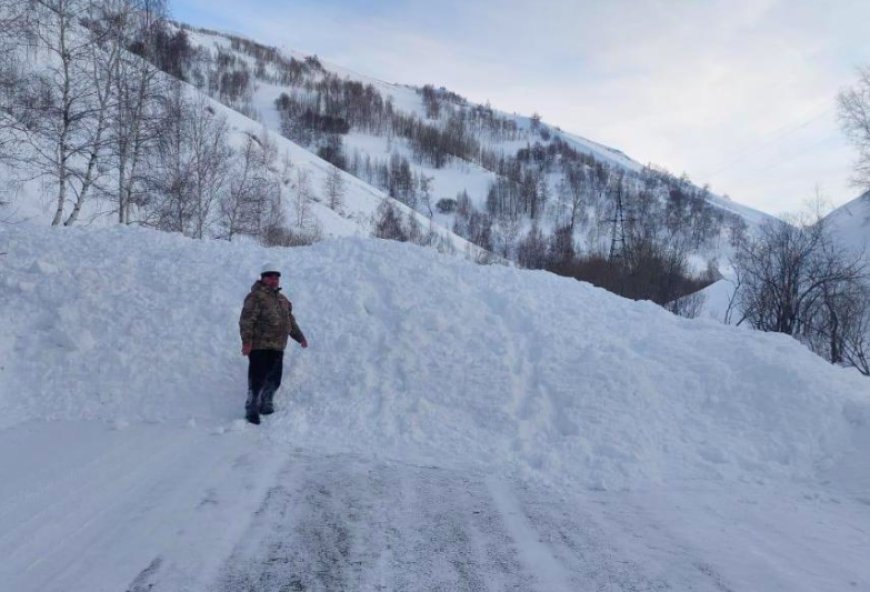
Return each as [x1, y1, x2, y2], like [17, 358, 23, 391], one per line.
[239, 281, 306, 351]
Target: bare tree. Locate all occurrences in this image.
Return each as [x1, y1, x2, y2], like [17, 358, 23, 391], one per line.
[187, 98, 232, 238]
[294, 168, 314, 230]
[516, 224, 547, 269]
[147, 83, 233, 237]
[280, 167, 322, 244]
[547, 224, 575, 270]
[219, 129, 280, 240]
[556, 165, 588, 233]
[107, 0, 169, 225]
[323, 165, 345, 212]
[406, 210, 423, 244]
[733, 216, 864, 336]
[418, 174, 433, 218]
[836, 65, 870, 375]
[838, 65, 870, 192]
[620, 231, 696, 305]
[840, 282, 870, 375]
[1, 0, 172, 225]
[63, 0, 130, 226]
[0, 2, 25, 53]
[800, 277, 870, 373]
[7, 0, 115, 225]
[0, 0, 29, 163]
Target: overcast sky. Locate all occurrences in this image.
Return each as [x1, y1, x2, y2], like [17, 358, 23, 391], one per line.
[172, 0, 870, 216]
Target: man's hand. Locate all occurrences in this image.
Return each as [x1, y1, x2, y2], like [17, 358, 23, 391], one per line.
[300, 337, 308, 349]
[241, 342, 252, 356]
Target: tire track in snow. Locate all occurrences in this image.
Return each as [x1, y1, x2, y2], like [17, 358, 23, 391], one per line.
[216, 455, 536, 591]
[485, 476, 574, 592]
[214, 454, 688, 592]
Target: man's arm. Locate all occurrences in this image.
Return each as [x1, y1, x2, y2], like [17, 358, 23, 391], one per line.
[287, 302, 308, 348]
[239, 293, 259, 355]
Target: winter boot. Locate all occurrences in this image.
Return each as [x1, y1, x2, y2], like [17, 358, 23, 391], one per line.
[245, 390, 261, 425]
[260, 388, 276, 415]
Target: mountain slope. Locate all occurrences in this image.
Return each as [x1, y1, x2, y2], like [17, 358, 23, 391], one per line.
[826, 190, 870, 258]
[176, 25, 777, 263]
[0, 76, 480, 256]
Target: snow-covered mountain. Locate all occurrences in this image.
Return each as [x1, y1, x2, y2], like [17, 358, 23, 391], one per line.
[1, 15, 780, 277]
[173, 25, 776, 264]
[826, 190, 870, 258]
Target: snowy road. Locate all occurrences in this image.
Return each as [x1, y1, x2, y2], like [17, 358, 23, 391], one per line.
[3, 421, 868, 592]
[215, 454, 658, 592]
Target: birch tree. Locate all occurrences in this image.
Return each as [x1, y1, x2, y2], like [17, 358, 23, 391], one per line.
[14, 0, 109, 225]
[219, 129, 280, 240]
[107, 0, 168, 224]
[0, 0, 29, 163]
[147, 82, 232, 237]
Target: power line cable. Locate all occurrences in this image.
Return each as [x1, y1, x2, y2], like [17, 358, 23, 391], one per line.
[699, 106, 834, 180]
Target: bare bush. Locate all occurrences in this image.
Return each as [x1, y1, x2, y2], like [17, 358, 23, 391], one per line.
[666, 291, 706, 319]
[732, 214, 868, 373]
[261, 222, 322, 247]
[733, 217, 863, 334]
[373, 201, 407, 241]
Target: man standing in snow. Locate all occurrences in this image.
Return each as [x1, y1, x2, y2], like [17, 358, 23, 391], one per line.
[239, 265, 308, 425]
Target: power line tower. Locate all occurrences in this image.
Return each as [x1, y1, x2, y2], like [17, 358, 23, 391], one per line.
[609, 177, 629, 263]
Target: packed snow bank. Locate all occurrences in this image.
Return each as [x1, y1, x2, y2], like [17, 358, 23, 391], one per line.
[1, 224, 868, 491]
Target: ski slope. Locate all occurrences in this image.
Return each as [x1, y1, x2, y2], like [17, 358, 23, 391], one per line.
[1, 223, 869, 591]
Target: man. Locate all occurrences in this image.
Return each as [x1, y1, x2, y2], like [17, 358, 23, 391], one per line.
[239, 265, 308, 424]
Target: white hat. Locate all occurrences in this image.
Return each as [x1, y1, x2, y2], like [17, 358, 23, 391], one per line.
[260, 264, 281, 277]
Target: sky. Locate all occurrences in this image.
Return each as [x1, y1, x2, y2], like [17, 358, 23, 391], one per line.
[170, 0, 870, 216]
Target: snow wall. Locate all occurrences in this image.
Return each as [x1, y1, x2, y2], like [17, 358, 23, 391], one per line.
[1, 224, 868, 491]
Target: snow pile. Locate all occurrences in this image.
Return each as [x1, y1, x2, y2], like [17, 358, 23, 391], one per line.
[1, 223, 868, 491]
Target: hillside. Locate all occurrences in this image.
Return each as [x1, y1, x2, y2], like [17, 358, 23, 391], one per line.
[0, 9, 782, 303]
[0, 64, 479, 256]
[1, 222, 869, 590]
[826, 190, 870, 258]
[171, 25, 776, 263]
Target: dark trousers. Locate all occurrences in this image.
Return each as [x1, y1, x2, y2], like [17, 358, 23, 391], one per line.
[246, 349, 284, 412]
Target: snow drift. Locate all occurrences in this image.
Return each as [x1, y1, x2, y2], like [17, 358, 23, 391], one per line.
[1, 223, 868, 491]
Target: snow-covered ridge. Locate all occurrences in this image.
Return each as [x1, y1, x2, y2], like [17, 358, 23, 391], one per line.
[1, 223, 867, 492]
[186, 23, 648, 172]
[181, 25, 776, 236]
